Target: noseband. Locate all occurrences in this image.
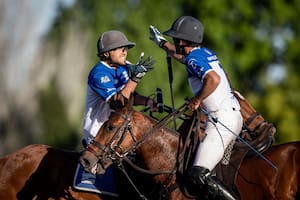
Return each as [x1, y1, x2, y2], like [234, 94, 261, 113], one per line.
[86, 110, 138, 164]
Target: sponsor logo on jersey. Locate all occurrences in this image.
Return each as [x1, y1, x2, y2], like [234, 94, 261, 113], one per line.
[101, 75, 111, 83]
[188, 59, 203, 72]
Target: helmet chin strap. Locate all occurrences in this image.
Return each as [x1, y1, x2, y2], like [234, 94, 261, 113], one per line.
[173, 38, 190, 55]
[175, 43, 188, 55]
[175, 40, 200, 56]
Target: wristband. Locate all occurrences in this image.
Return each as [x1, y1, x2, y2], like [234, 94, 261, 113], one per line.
[159, 40, 166, 48]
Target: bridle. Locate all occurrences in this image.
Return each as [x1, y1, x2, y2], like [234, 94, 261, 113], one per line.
[86, 110, 137, 165]
[86, 104, 188, 164]
[84, 104, 189, 199]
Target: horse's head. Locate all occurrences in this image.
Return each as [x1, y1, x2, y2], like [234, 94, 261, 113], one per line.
[80, 94, 147, 175]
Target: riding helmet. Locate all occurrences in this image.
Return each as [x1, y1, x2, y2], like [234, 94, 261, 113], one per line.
[97, 30, 135, 54]
[163, 16, 204, 44]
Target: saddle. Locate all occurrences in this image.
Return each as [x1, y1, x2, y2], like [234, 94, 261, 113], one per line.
[176, 90, 276, 198]
[233, 90, 276, 155]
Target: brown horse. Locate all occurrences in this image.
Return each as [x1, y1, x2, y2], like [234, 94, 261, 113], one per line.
[80, 97, 300, 200]
[0, 144, 124, 200]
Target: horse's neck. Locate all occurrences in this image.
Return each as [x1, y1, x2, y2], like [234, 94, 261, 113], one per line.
[131, 112, 190, 198]
[142, 132, 178, 170]
[134, 112, 178, 171]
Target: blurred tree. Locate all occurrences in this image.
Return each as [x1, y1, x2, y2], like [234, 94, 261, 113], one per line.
[39, 81, 79, 149]
[1, 0, 299, 154]
[41, 0, 300, 147]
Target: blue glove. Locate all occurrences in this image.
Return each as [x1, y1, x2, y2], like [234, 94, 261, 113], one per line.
[128, 52, 154, 83]
[149, 25, 168, 48]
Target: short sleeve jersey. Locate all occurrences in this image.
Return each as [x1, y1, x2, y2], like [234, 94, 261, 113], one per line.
[83, 61, 129, 138]
[185, 47, 239, 112]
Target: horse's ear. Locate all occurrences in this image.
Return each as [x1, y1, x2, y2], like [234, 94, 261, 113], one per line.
[110, 92, 134, 111]
[117, 93, 134, 114]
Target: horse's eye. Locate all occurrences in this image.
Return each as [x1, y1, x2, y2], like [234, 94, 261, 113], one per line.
[106, 124, 115, 132]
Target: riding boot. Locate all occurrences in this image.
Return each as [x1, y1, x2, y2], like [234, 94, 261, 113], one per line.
[188, 166, 239, 200]
[206, 175, 239, 200]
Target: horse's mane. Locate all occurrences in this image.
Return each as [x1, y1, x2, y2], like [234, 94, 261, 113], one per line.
[128, 109, 181, 171]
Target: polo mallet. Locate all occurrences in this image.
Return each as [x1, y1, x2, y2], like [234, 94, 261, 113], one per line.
[156, 88, 164, 113]
[166, 53, 177, 129]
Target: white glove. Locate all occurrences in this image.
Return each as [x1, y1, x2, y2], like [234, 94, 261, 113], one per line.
[149, 25, 167, 48]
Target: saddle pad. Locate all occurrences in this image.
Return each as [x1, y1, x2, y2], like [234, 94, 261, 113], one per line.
[73, 163, 118, 197]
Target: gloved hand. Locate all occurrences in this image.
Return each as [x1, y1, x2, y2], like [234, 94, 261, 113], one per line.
[149, 25, 168, 48]
[128, 52, 154, 83]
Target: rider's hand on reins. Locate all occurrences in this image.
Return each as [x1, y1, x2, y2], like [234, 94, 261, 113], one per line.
[188, 97, 201, 112]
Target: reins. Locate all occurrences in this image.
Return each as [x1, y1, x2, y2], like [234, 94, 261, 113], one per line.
[88, 103, 189, 200]
[128, 103, 188, 151]
[123, 156, 174, 175]
[103, 103, 188, 200]
[96, 103, 188, 162]
[110, 102, 189, 174]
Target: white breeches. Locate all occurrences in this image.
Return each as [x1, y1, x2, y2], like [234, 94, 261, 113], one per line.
[193, 109, 243, 171]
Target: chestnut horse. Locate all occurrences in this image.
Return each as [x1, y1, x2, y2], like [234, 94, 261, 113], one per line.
[80, 97, 300, 200]
[0, 144, 126, 200]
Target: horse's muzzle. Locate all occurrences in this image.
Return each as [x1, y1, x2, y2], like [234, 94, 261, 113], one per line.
[79, 151, 98, 173]
[79, 151, 109, 175]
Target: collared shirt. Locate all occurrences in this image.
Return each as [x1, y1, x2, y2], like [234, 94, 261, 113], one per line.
[83, 61, 129, 138]
[185, 47, 240, 112]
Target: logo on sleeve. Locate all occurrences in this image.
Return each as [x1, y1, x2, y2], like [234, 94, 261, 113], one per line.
[188, 59, 196, 69]
[101, 75, 111, 83]
[188, 59, 203, 72]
